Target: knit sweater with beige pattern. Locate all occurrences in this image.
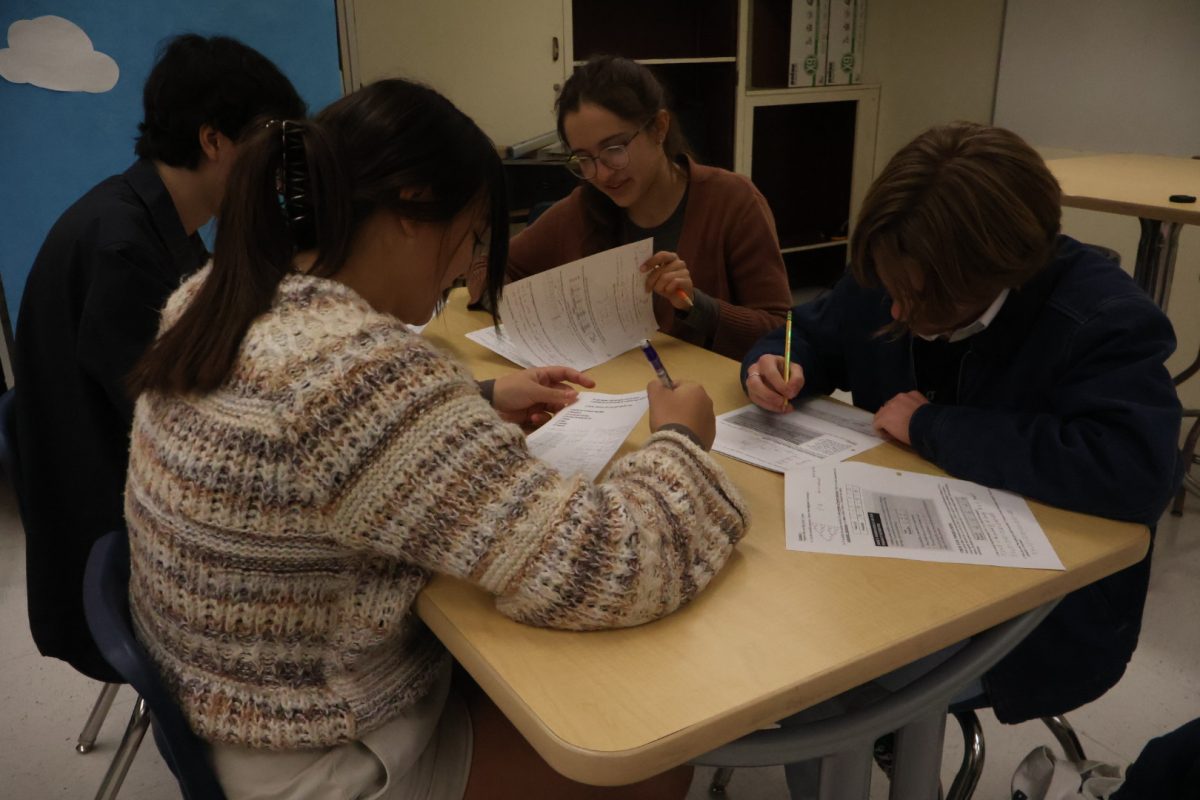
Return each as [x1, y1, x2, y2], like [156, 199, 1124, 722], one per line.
[126, 268, 749, 751]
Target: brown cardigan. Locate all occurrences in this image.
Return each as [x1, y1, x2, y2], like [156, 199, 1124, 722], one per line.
[472, 160, 791, 360]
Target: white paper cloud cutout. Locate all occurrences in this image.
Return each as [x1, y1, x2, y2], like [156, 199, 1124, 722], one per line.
[0, 15, 118, 93]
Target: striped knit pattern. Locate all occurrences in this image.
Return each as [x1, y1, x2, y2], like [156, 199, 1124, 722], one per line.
[126, 268, 749, 750]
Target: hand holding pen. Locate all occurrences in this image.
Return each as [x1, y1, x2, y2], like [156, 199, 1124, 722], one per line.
[639, 338, 716, 449]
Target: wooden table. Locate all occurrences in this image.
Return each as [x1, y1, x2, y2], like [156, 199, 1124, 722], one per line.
[415, 290, 1150, 786]
[1046, 153, 1200, 311]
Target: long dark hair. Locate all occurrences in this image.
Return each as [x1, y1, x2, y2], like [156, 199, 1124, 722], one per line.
[130, 79, 509, 395]
[555, 56, 692, 254]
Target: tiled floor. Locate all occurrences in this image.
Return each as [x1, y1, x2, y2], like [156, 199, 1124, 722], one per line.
[2, 481, 1197, 799]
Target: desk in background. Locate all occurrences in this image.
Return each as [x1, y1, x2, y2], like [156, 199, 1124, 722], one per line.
[416, 289, 1150, 786]
[1046, 154, 1200, 311]
[1047, 154, 1200, 508]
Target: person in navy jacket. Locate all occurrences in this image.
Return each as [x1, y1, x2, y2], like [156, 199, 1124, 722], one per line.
[743, 122, 1182, 725]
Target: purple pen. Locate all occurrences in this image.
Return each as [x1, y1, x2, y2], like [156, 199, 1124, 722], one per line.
[639, 339, 674, 388]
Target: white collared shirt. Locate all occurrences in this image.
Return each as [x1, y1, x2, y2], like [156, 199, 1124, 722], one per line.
[916, 289, 1010, 344]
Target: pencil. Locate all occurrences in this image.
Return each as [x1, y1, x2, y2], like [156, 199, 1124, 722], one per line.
[676, 289, 694, 308]
[783, 310, 793, 383]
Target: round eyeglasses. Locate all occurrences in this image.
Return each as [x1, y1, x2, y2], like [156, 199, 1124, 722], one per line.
[564, 120, 655, 180]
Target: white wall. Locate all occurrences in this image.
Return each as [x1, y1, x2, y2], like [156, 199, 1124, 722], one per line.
[996, 0, 1200, 157]
[863, 0, 1006, 167]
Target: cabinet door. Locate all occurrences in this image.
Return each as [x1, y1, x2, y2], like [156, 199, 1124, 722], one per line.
[341, 0, 566, 148]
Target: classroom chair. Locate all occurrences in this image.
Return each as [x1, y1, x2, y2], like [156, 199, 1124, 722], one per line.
[693, 601, 1058, 800]
[83, 530, 227, 800]
[0, 388, 127, 758]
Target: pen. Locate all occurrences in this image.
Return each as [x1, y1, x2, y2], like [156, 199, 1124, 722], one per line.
[639, 339, 675, 388]
[783, 310, 793, 383]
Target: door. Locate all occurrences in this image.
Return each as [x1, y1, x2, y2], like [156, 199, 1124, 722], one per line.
[339, 0, 567, 148]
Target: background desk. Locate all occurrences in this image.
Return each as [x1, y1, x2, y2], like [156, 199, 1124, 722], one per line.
[416, 290, 1150, 786]
[1046, 154, 1200, 311]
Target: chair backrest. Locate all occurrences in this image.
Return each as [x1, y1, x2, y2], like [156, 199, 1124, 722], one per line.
[83, 531, 227, 800]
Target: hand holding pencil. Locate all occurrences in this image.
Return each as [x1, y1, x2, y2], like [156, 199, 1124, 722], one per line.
[744, 316, 803, 414]
[640, 251, 695, 310]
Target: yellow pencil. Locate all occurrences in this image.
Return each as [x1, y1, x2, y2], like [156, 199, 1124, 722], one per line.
[783, 310, 793, 383]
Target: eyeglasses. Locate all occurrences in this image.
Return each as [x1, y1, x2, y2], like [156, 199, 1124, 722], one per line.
[564, 119, 654, 180]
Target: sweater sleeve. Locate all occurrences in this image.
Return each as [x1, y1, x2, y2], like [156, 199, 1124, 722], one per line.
[708, 184, 792, 360]
[908, 294, 1182, 525]
[741, 273, 861, 398]
[322, 339, 749, 631]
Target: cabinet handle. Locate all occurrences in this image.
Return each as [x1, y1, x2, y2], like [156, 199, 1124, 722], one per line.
[552, 36, 560, 62]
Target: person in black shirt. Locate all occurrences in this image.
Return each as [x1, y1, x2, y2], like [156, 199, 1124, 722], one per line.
[14, 34, 305, 681]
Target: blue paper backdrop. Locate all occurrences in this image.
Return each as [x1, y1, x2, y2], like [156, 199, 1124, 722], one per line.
[0, 0, 342, 324]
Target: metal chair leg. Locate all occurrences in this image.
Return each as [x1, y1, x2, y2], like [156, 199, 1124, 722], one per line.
[1041, 715, 1087, 764]
[93, 696, 149, 800]
[945, 711, 984, 800]
[1172, 416, 1200, 516]
[77, 682, 121, 754]
[709, 766, 735, 794]
[889, 710, 947, 800]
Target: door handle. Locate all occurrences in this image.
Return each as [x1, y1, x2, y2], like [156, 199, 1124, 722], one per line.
[552, 36, 560, 62]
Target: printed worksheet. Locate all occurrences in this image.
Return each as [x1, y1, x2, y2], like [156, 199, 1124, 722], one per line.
[784, 462, 1063, 569]
[526, 391, 649, 481]
[463, 324, 535, 368]
[466, 239, 657, 372]
[713, 399, 883, 473]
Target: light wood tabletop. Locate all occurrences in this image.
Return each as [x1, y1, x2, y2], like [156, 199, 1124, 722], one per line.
[1046, 153, 1200, 225]
[415, 289, 1150, 785]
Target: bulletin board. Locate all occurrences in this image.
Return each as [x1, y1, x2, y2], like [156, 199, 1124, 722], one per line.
[0, 0, 343, 333]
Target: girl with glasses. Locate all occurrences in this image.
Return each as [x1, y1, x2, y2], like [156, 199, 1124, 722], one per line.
[470, 56, 791, 361]
[124, 78, 746, 799]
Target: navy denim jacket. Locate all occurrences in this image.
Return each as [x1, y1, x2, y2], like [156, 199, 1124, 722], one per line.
[742, 236, 1183, 723]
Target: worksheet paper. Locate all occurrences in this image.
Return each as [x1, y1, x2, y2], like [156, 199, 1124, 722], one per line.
[784, 462, 1064, 570]
[525, 391, 649, 481]
[465, 239, 657, 372]
[713, 399, 883, 473]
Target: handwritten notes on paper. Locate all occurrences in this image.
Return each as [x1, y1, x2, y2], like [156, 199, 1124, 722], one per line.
[713, 398, 883, 473]
[784, 463, 1063, 570]
[466, 239, 657, 372]
[526, 392, 649, 481]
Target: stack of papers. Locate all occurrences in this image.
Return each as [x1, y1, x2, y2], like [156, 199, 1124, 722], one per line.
[525, 391, 649, 481]
[784, 462, 1062, 570]
[713, 398, 883, 473]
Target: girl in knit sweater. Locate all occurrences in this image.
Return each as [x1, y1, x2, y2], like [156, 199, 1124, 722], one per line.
[123, 79, 747, 799]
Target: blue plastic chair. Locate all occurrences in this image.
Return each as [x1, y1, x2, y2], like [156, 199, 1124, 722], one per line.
[83, 530, 226, 800]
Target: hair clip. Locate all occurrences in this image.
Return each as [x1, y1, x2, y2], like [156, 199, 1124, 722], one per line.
[279, 120, 315, 248]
